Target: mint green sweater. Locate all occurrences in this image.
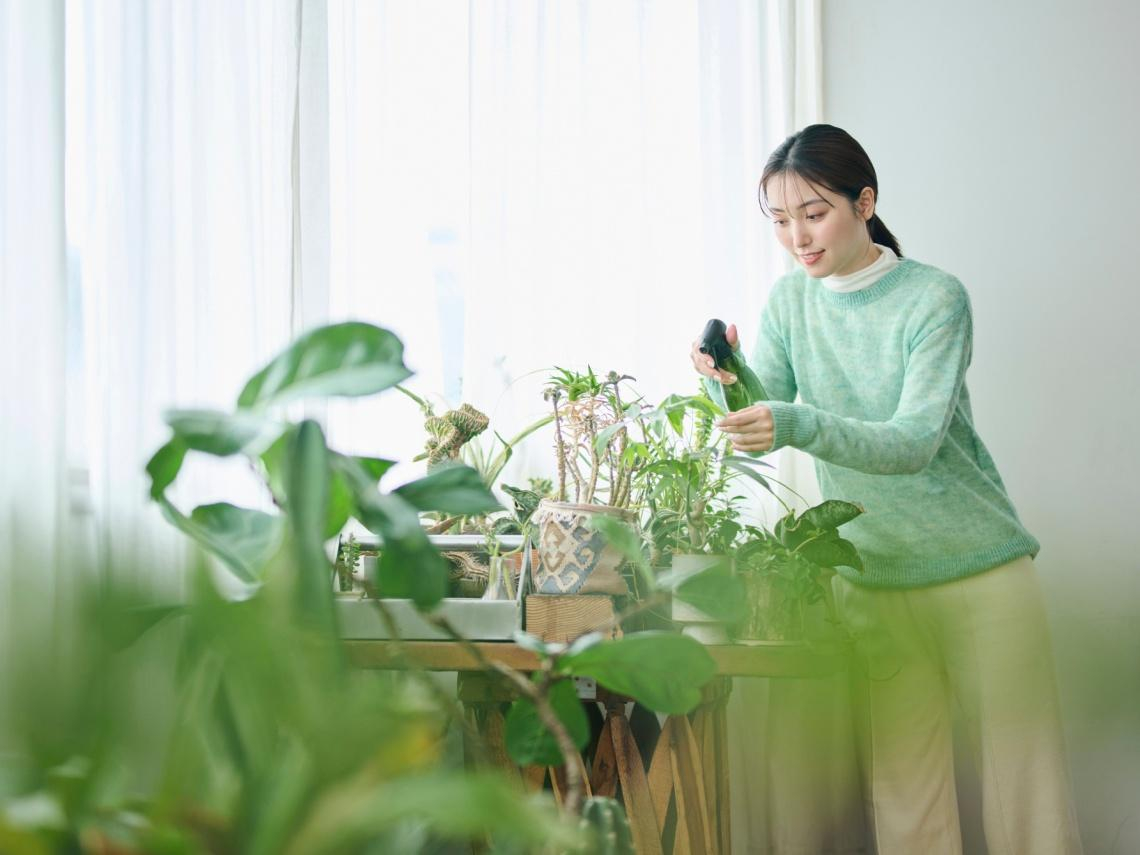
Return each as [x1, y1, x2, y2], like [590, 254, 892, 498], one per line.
[718, 257, 1039, 588]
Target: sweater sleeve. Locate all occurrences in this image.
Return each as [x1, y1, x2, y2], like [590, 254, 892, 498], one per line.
[765, 302, 972, 475]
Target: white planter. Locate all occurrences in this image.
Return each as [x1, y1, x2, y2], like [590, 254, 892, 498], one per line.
[669, 553, 732, 644]
[336, 596, 520, 641]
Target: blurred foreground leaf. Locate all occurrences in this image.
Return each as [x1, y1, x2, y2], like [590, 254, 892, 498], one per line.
[504, 679, 590, 767]
[559, 632, 715, 714]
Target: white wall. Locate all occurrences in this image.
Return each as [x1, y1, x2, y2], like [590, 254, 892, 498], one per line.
[821, 1, 1140, 852]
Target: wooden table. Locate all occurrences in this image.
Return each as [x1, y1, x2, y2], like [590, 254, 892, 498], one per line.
[346, 640, 848, 854]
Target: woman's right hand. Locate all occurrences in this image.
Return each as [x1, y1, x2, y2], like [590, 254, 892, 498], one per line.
[690, 322, 740, 385]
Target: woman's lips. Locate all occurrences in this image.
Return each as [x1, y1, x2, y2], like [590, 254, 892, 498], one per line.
[800, 251, 824, 266]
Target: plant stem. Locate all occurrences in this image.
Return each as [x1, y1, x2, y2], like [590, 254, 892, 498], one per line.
[429, 615, 586, 816]
[493, 663, 585, 816]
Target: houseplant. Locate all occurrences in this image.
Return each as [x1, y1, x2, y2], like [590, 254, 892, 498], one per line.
[131, 320, 720, 835]
[732, 499, 866, 642]
[631, 390, 751, 641]
[531, 367, 646, 596]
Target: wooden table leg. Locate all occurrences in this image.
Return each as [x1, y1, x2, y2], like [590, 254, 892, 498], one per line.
[609, 701, 664, 855]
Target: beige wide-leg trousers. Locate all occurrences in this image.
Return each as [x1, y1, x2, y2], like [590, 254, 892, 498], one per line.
[831, 556, 1084, 855]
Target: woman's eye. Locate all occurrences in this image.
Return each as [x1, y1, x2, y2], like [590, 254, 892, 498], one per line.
[774, 219, 788, 227]
[807, 213, 823, 221]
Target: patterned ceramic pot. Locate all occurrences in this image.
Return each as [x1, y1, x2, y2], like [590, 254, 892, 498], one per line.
[532, 500, 636, 595]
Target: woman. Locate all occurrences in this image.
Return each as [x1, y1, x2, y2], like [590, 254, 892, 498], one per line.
[692, 124, 1083, 855]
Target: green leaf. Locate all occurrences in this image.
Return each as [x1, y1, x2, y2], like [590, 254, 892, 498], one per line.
[799, 533, 864, 573]
[799, 499, 865, 531]
[320, 453, 395, 539]
[352, 455, 397, 482]
[588, 515, 654, 595]
[259, 427, 294, 504]
[323, 470, 354, 540]
[165, 408, 276, 456]
[774, 510, 807, 549]
[340, 460, 448, 608]
[159, 499, 284, 584]
[237, 322, 412, 410]
[560, 632, 715, 714]
[146, 437, 188, 499]
[285, 421, 335, 627]
[245, 735, 314, 855]
[504, 679, 590, 767]
[722, 455, 776, 494]
[284, 771, 580, 854]
[393, 463, 502, 516]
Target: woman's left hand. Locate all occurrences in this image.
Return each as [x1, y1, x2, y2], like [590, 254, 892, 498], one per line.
[716, 404, 775, 453]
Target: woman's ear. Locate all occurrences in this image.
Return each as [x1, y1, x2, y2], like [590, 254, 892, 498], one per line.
[857, 187, 876, 221]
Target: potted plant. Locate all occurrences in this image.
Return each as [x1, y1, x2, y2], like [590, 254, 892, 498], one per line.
[631, 391, 749, 642]
[733, 500, 865, 642]
[384, 384, 554, 597]
[531, 367, 645, 596]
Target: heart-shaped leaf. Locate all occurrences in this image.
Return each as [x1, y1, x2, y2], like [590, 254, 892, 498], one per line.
[159, 499, 284, 584]
[237, 322, 411, 410]
[146, 437, 188, 499]
[559, 632, 715, 714]
[393, 463, 502, 516]
[504, 679, 590, 767]
[165, 408, 277, 456]
[799, 500, 864, 532]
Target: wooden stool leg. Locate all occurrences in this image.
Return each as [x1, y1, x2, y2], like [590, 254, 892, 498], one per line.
[714, 697, 732, 854]
[647, 717, 675, 834]
[610, 705, 664, 855]
[590, 713, 618, 798]
[551, 752, 593, 805]
[482, 707, 522, 785]
[669, 714, 716, 855]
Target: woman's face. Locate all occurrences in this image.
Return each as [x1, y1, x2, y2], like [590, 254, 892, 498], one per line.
[764, 171, 878, 278]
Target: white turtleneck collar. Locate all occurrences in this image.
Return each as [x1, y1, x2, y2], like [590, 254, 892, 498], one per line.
[821, 244, 900, 293]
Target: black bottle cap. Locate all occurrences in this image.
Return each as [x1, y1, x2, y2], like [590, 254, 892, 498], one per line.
[698, 318, 733, 369]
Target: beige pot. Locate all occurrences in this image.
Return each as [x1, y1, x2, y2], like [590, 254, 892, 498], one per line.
[532, 500, 635, 595]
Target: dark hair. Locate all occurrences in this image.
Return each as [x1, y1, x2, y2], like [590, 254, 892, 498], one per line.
[759, 124, 903, 258]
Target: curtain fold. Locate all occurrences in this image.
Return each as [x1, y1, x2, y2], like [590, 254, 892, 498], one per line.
[5, 1, 862, 848]
[0, 0, 68, 651]
[69, 0, 301, 586]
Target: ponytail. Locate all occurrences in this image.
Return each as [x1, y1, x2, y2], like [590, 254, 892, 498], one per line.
[868, 213, 903, 258]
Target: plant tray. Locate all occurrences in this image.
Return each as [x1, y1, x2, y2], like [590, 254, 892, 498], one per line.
[336, 596, 521, 641]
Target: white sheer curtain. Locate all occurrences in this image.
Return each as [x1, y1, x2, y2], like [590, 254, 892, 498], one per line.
[66, 0, 301, 582]
[321, 0, 822, 504]
[5, 0, 858, 848]
[319, 2, 858, 851]
[0, 0, 68, 652]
